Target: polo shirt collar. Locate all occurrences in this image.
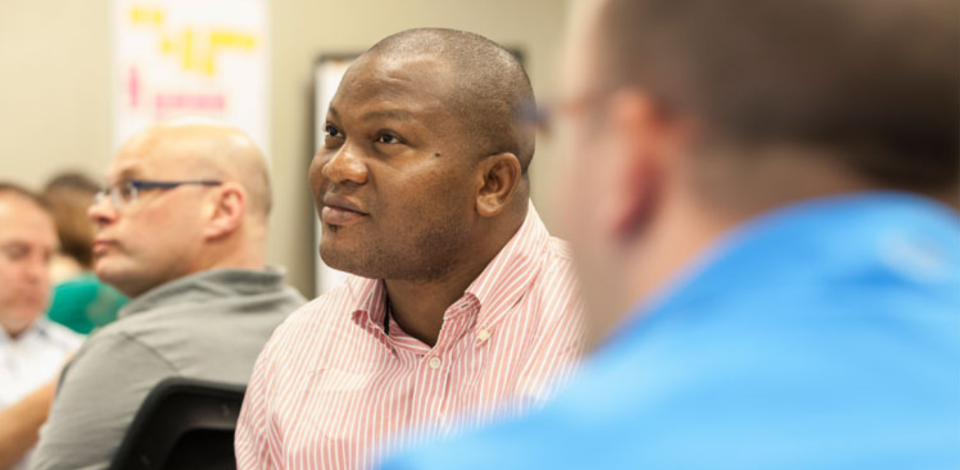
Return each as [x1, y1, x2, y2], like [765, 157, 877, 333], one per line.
[118, 266, 289, 319]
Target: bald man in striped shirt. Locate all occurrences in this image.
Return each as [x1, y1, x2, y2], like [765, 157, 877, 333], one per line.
[235, 28, 585, 470]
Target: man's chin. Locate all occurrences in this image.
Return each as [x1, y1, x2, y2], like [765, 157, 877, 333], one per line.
[94, 262, 129, 289]
[93, 264, 113, 282]
[319, 249, 354, 274]
[0, 310, 41, 336]
[319, 245, 375, 278]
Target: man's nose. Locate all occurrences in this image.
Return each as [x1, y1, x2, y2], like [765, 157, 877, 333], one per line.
[88, 194, 118, 225]
[23, 255, 48, 284]
[321, 144, 369, 187]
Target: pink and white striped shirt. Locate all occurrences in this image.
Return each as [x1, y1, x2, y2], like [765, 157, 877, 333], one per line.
[235, 204, 584, 470]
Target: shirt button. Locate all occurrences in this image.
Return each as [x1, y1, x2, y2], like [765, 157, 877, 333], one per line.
[428, 357, 442, 370]
[476, 329, 490, 341]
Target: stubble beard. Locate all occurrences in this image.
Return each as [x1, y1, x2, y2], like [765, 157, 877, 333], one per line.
[320, 217, 470, 283]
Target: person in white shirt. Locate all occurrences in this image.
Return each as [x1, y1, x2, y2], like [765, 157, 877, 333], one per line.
[0, 183, 82, 470]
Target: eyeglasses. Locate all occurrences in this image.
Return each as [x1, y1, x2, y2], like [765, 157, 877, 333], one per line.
[93, 179, 222, 210]
[520, 90, 612, 137]
[521, 88, 677, 137]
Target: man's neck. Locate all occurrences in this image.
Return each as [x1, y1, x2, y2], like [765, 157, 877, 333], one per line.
[191, 244, 266, 274]
[1, 322, 32, 341]
[585, 163, 878, 350]
[194, 226, 268, 273]
[126, 253, 266, 299]
[384, 265, 487, 347]
[384, 214, 525, 347]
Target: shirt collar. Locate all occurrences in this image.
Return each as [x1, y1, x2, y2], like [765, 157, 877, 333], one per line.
[349, 200, 551, 339]
[118, 266, 290, 319]
[350, 277, 388, 329]
[463, 201, 550, 329]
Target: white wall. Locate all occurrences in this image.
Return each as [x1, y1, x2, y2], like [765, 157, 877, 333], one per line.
[0, 0, 569, 297]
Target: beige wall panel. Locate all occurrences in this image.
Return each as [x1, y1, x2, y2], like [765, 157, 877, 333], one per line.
[0, 0, 568, 297]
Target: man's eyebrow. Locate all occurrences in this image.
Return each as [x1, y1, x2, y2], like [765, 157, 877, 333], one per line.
[0, 241, 29, 250]
[360, 110, 415, 122]
[326, 106, 340, 121]
[111, 168, 143, 183]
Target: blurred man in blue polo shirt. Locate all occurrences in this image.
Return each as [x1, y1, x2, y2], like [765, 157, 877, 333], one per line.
[380, 0, 960, 468]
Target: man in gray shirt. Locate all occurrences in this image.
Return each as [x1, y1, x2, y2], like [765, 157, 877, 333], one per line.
[30, 121, 306, 470]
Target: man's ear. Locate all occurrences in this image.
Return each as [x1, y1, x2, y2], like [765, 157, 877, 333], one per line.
[475, 152, 523, 218]
[604, 90, 679, 240]
[203, 182, 246, 240]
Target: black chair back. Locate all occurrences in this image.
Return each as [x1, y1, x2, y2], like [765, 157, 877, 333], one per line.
[108, 377, 246, 470]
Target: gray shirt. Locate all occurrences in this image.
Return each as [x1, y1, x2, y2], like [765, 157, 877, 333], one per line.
[29, 267, 306, 470]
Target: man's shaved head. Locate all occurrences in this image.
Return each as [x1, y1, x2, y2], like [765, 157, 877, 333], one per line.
[119, 121, 273, 220]
[364, 28, 536, 174]
[589, 0, 959, 197]
[91, 120, 272, 296]
[312, 28, 537, 284]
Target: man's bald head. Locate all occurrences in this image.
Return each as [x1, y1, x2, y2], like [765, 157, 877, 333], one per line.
[91, 121, 272, 297]
[117, 121, 273, 221]
[363, 28, 536, 175]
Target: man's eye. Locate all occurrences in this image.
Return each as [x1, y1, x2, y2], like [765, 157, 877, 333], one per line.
[324, 124, 343, 139]
[376, 133, 401, 145]
[118, 185, 135, 201]
[1, 246, 28, 261]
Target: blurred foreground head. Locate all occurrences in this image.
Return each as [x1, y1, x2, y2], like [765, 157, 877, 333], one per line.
[0, 184, 57, 338]
[88, 121, 272, 297]
[560, 0, 959, 346]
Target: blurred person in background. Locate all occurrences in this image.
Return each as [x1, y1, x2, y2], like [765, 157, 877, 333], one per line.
[236, 28, 584, 470]
[0, 183, 81, 470]
[42, 172, 127, 334]
[381, 0, 960, 469]
[30, 121, 306, 470]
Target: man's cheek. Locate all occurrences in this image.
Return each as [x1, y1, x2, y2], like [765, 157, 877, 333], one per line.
[556, 151, 590, 237]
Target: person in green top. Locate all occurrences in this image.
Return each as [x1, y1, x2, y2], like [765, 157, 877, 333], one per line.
[43, 173, 128, 334]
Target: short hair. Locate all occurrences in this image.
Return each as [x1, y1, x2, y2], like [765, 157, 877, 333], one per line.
[45, 172, 100, 195]
[595, 0, 959, 193]
[367, 28, 537, 174]
[0, 182, 49, 210]
[43, 172, 101, 268]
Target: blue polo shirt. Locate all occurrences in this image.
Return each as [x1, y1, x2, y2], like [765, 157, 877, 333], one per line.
[380, 193, 960, 470]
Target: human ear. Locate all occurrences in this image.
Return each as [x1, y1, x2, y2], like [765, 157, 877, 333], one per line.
[204, 182, 246, 239]
[475, 152, 523, 218]
[603, 91, 679, 240]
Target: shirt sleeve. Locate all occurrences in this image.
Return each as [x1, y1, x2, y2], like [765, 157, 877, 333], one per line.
[28, 332, 178, 470]
[235, 338, 277, 470]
